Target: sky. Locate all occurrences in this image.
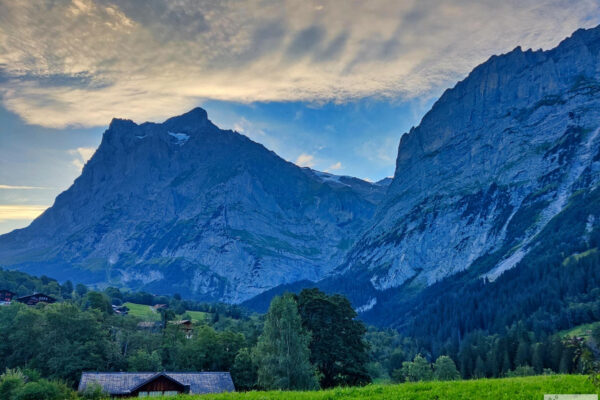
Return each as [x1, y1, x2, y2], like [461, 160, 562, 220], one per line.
[0, 0, 599, 234]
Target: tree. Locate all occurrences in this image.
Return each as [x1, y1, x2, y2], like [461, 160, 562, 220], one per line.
[84, 292, 113, 314]
[127, 350, 162, 372]
[75, 284, 88, 298]
[297, 289, 371, 388]
[254, 294, 318, 390]
[433, 356, 460, 381]
[400, 355, 433, 382]
[231, 348, 257, 391]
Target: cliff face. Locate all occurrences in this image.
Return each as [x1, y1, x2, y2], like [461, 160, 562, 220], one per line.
[0, 108, 386, 302]
[336, 26, 600, 312]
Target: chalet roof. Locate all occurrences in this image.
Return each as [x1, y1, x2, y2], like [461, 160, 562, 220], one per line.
[15, 293, 56, 303]
[78, 372, 234, 395]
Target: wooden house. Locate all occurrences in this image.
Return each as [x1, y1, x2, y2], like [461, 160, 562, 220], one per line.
[0, 289, 16, 303]
[169, 319, 194, 338]
[78, 371, 234, 397]
[15, 293, 56, 306]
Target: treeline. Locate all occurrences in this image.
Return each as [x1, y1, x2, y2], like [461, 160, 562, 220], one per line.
[0, 276, 373, 395]
[0, 267, 246, 320]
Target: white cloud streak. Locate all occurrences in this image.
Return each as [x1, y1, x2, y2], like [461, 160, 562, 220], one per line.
[295, 153, 315, 167]
[0, 185, 48, 189]
[326, 161, 342, 171]
[0, 0, 598, 127]
[0, 205, 48, 221]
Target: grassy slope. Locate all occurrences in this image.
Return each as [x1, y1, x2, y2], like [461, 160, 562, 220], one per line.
[559, 322, 600, 338]
[123, 302, 160, 321]
[170, 376, 599, 400]
[185, 310, 209, 323]
[124, 302, 210, 323]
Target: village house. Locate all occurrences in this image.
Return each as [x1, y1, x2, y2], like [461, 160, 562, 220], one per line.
[15, 293, 56, 306]
[78, 371, 235, 397]
[169, 319, 194, 339]
[0, 289, 16, 305]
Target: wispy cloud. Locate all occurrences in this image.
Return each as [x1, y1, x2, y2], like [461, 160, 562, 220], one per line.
[0, 205, 48, 221]
[68, 147, 96, 170]
[0, 0, 597, 128]
[0, 185, 48, 190]
[295, 153, 315, 168]
[326, 161, 342, 172]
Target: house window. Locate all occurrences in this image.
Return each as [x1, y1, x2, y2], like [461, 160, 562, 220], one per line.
[149, 392, 162, 397]
[138, 392, 148, 397]
[163, 391, 179, 396]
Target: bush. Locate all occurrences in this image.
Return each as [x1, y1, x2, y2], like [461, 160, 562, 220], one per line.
[14, 379, 77, 400]
[80, 382, 108, 400]
[0, 369, 26, 400]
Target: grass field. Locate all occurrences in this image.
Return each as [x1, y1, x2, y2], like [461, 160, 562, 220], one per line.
[560, 322, 600, 338]
[165, 375, 599, 400]
[123, 302, 210, 323]
[185, 310, 209, 322]
[123, 302, 161, 321]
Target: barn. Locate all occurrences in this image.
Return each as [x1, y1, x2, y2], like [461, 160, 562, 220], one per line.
[78, 371, 235, 397]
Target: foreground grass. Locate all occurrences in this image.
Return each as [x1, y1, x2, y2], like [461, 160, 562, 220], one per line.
[169, 375, 599, 400]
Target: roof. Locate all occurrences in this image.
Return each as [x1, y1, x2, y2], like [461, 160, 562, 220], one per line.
[15, 293, 56, 303]
[78, 372, 235, 395]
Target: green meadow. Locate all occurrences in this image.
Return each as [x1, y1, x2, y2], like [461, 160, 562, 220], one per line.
[166, 375, 599, 400]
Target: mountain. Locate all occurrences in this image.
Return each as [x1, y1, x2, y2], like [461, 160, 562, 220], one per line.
[0, 108, 387, 302]
[317, 26, 600, 326]
[244, 26, 600, 334]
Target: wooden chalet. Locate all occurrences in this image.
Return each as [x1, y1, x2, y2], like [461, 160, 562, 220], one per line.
[169, 319, 193, 338]
[78, 372, 234, 397]
[0, 289, 16, 303]
[15, 293, 56, 306]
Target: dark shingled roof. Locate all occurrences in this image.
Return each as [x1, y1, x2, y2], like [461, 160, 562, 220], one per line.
[78, 372, 235, 395]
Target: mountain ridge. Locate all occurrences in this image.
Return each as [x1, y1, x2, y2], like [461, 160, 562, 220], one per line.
[0, 107, 386, 302]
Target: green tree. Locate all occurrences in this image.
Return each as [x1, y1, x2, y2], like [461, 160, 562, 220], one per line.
[75, 284, 88, 298]
[254, 294, 318, 390]
[400, 355, 433, 382]
[127, 350, 162, 372]
[84, 292, 112, 314]
[297, 289, 371, 388]
[0, 369, 26, 400]
[231, 348, 257, 391]
[14, 379, 77, 400]
[433, 355, 460, 381]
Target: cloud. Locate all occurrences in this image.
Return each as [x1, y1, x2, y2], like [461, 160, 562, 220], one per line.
[0, 185, 48, 189]
[68, 147, 96, 170]
[0, 0, 598, 127]
[0, 205, 48, 221]
[295, 153, 315, 167]
[326, 161, 342, 172]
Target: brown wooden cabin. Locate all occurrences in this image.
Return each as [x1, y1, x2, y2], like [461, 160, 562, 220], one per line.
[78, 371, 235, 397]
[0, 289, 16, 303]
[15, 293, 56, 306]
[169, 319, 193, 338]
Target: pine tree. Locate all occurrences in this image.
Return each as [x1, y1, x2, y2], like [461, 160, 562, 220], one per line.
[254, 294, 318, 390]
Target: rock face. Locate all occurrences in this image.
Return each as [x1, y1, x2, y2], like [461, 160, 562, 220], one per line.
[332, 26, 600, 314]
[0, 108, 387, 302]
